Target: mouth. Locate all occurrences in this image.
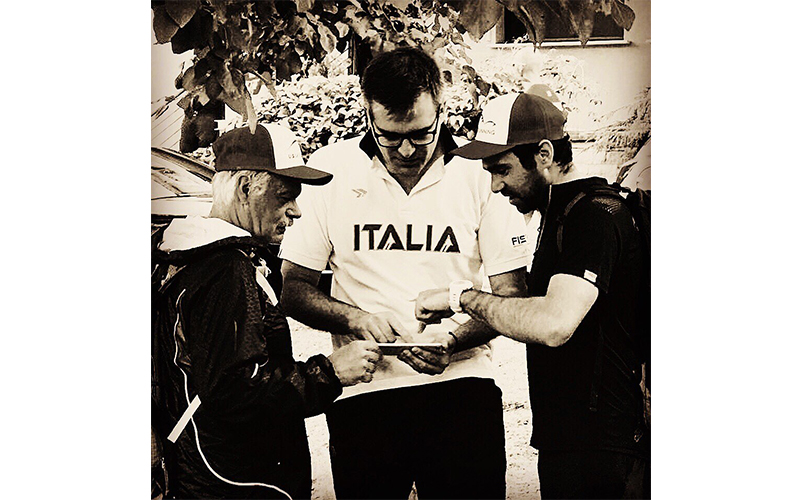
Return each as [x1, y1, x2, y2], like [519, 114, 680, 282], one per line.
[392, 156, 421, 167]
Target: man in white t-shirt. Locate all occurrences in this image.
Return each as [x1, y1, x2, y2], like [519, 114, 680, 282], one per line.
[279, 47, 530, 500]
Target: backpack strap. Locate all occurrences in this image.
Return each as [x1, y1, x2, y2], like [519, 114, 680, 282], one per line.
[555, 191, 587, 253]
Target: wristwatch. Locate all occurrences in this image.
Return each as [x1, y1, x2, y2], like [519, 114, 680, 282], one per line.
[448, 280, 473, 314]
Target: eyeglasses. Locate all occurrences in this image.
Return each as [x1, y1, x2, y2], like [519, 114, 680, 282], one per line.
[368, 109, 440, 148]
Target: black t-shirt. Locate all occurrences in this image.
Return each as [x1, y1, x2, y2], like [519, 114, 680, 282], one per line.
[526, 177, 645, 455]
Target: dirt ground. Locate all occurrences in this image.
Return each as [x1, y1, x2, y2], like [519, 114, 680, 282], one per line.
[289, 318, 541, 500]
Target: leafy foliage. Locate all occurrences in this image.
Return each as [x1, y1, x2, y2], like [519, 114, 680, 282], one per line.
[588, 85, 651, 164]
[259, 75, 366, 159]
[443, 48, 603, 139]
[197, 49, 601, 165]
[152, 0, 636, 152]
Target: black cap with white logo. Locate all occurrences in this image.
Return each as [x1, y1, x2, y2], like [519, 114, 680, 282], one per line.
[212, 123, 332, 185]
[452, 92, 567, 160]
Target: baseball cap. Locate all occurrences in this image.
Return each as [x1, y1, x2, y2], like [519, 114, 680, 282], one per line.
[525, 84, 565, 112]
[212, 123, 332, 185]
[452, 92, 567, 160]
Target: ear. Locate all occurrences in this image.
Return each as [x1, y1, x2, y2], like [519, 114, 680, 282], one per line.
[536, 140, 555, 178]
[234, 173, 251, 205]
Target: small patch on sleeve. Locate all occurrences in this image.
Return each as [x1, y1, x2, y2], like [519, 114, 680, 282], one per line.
[583, 270, 598, 283]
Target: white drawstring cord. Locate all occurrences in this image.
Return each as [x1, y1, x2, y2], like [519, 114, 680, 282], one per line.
[171, 289, 292, 500]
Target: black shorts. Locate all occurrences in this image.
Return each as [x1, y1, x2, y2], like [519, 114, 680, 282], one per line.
[326, 377, 506, 500]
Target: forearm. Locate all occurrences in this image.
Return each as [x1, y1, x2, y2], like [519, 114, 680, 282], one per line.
[459, 290, 566, 347]
[449, 317, 499, 352]
[281, 278, 367, 336]
[216, 354, 343, 421]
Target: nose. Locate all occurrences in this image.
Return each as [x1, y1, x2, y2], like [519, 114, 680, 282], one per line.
[286, 200, 302, 219]
[490, 174, 504, 194]
[397, 138, 416, 158]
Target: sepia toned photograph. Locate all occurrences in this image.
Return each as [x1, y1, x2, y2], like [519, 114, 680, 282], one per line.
[151, 1, 651, 499]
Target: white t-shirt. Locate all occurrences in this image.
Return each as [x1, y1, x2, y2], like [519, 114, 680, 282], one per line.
[280, 134, 531, 399]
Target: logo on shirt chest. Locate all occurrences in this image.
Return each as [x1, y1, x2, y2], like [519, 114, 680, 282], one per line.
[353, 223, 460, 253]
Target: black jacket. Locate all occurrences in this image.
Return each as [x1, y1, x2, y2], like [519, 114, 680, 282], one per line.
[152, 218, 342, 499]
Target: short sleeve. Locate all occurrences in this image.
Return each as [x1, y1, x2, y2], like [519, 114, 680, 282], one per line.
[278, 151, 334, 271]
[477, 190, 532, 276]
[554, 198, 621, 293]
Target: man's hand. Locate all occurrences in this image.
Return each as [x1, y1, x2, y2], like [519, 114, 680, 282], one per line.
[415, 288, 454, 324]
[328, 341, 383, 386]
[351, 311, 414, 343]
[398, 330, 457, 375]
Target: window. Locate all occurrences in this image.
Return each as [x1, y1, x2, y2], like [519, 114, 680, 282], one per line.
[498, 5, 625, 44]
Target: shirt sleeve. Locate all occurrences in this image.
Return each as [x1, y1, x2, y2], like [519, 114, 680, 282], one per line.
[554, 198, 621, 294]
[278, 150, 333, 271]
[477, 189, 532, 277]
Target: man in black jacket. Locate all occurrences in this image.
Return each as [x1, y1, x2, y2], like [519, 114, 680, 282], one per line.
[152, 123, 382, 499]
[415, 93, 648, 499]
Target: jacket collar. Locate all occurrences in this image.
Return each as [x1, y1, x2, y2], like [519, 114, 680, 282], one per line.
[158, 216, 252, 253]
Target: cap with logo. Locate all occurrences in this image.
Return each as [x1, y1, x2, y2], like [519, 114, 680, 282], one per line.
[525, 83, 565, 112]
[212, 123, 333, 185]
[452, 92, 567, 160]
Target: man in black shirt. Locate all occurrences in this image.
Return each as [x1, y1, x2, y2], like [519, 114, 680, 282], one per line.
[415, 92, 648, 499]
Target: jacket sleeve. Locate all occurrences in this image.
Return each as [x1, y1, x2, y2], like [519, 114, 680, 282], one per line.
[177, 253, 343, 424]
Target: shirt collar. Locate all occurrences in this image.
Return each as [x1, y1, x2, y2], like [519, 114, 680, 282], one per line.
[358, 124, 460, 165]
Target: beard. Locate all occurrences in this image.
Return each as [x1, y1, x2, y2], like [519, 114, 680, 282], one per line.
[505, 171, 549, 215]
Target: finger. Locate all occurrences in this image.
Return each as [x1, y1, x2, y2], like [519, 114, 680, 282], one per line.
[399, 349, 443, 375]
[417, 310, 446, 324]
[359, 328, 380, 342]
[415, 309, 438, 322]
[385, 315, 413, 343]
[360, 340, 381, 353]
[412, 347, 447, 368]
[364, 349, 381, 363]
[369, 318, 395, 343]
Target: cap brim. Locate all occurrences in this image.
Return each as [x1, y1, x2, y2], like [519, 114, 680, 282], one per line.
[451, 140, 516, 160]
[267, 166, 333, 185]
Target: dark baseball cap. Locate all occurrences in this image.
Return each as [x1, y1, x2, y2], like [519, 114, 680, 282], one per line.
[452, 92, 567, 159]
[212, 123, 332, 185]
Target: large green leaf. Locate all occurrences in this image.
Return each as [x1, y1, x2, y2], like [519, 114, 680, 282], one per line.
[457, 0, 504, 41]
[610, 0, 635, 30]
[317, 22, 337, 53]
[165, 0, 200, 29]
[295, 0, 315, 14]
[498, 0, 548, 45]
[177, 66, 198, 92]
[170, 9, 214, 54]
[275, 49, 303, 81]
[558, 0, 595, 46]
[152, 5, 179, 44]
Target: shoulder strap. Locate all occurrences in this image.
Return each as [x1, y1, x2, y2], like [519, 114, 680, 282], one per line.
[555, 191, 587, 253]
[555, 186, 625, 253]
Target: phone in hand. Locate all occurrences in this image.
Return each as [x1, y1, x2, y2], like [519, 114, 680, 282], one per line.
[377, 343, 445, 356]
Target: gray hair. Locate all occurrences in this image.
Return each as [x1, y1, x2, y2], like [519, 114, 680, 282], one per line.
[211, 170, 273, 210]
